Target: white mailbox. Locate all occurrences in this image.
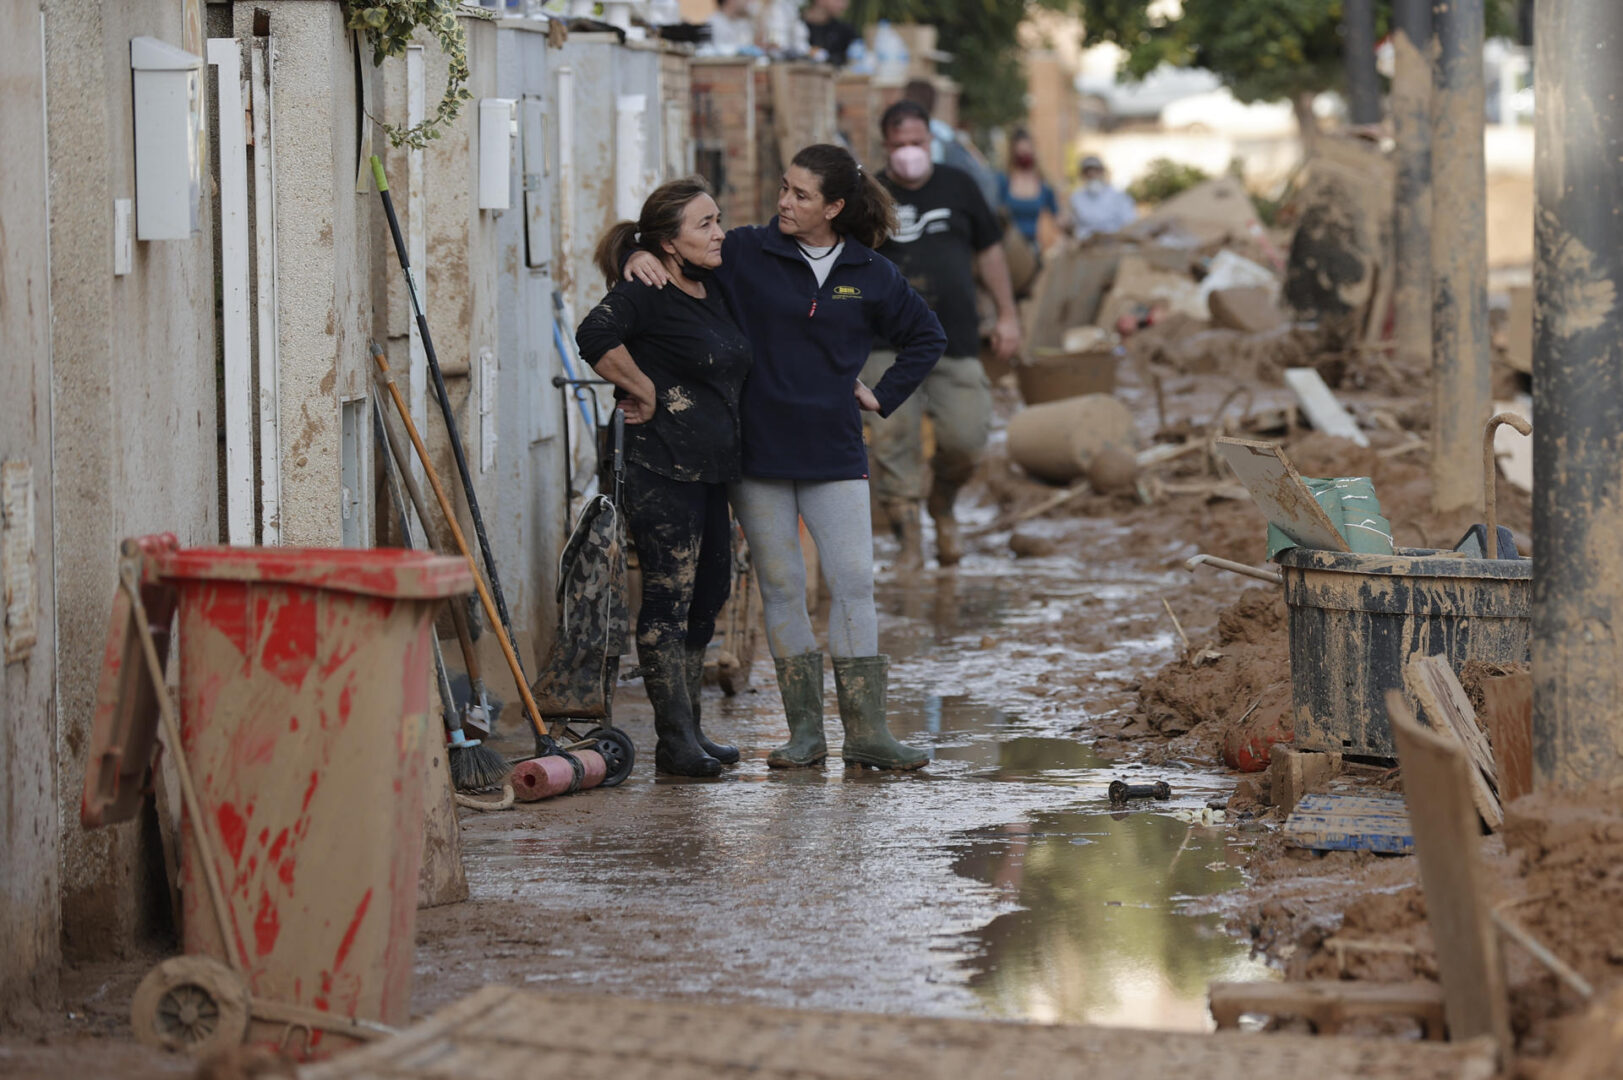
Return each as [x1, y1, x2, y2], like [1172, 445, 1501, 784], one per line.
[478, 97, 517, 211]
[131, 37, 203, 240]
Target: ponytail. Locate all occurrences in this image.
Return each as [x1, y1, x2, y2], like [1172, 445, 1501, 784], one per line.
[590, 176, 715, 289]
[593, 221, 643, 289]
[790, 143, 898, 249]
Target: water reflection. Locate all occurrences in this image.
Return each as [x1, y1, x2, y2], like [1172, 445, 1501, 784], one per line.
[951, 806, 1272, 1030]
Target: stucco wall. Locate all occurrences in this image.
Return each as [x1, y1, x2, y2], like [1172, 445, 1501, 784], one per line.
[238, 2, 378, 548]
[0, 3, 62, 1021]
[46, 0, 219, 959]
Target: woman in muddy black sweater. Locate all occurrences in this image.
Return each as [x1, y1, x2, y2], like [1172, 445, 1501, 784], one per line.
[576, 178, 751, 778]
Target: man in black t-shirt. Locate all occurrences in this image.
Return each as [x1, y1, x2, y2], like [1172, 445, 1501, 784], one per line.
[861, 99, 1021, 569]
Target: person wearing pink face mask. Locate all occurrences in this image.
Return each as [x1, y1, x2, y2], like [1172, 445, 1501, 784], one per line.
[863, 99, 1022, 570]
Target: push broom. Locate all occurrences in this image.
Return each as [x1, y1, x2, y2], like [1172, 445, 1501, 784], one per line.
[371, 397, 511, 793]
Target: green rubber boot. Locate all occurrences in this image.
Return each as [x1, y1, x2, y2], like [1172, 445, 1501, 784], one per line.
[684, 645, 739, 765]
[832, 655, 928, 770]
[767, 651, 827, 768]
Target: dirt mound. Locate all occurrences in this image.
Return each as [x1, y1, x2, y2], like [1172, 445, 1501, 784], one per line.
[1137, 587, 1290, 748]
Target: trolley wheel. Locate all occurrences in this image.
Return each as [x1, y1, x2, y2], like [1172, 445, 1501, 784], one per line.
[130, 955, 250, 1057]
[586, 726, 635, 787]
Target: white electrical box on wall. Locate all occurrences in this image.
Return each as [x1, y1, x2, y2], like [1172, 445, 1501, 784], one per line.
[131, 37, 203, 240]
[478, 98, 517, 211]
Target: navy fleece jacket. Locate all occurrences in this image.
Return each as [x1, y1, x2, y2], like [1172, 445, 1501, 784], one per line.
[709, 221, 946, 481]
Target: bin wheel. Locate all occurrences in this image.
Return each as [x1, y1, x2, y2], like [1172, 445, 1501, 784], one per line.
[131, 955, 250, 1057]
[587, 726, 635, 787]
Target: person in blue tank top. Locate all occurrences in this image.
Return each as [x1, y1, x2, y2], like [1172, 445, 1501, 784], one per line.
[624, 144, 947, 772]
[996, 129, 1059, 248]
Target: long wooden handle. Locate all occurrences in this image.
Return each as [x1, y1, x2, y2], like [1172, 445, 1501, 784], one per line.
[370, 343, 548, 740]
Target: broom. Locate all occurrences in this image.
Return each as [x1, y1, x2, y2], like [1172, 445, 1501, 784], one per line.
[372, 398, 511, 792]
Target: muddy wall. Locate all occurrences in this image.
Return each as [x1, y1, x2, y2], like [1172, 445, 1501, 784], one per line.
[234, 2, 379, 549]
[44, 0, 220, 961]
[0, 3, 61, 1021]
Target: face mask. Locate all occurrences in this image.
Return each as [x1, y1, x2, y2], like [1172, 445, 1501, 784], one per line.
[888, 145, 931, 183]
[679, 259, 712, 282]
[1085, 178, 1105, 194]
[1013, 150, 1036, 169]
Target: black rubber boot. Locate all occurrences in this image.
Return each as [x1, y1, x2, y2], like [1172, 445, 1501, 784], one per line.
[767, 651, 827, 768]
[832, 655, 928, 770]
[642, 643, 723, 778]
[684, 645, 739, 765]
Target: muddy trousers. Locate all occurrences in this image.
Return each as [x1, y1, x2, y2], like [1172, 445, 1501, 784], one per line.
[728, 477, 878, 659]
[859, 351, 993, 501]
[624, 463, 732, 651]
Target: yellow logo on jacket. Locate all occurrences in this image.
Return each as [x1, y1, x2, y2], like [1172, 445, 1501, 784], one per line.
[832, 285, 862, 300]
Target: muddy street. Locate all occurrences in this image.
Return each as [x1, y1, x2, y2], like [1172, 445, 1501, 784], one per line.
[418, 510, 1269, 1030]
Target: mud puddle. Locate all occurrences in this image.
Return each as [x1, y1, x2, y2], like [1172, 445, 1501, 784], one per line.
[442, 549, 1270, 1028]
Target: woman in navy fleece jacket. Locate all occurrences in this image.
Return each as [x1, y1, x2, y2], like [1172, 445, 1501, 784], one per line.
[628, 143, 945, 770]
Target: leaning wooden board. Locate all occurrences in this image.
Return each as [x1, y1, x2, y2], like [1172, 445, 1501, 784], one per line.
[1387, 690, 1513, 1065]
[1215, 437, 1351, 553]
[300, 984, 1497, 1080]
[1283, 793, 1413, 853]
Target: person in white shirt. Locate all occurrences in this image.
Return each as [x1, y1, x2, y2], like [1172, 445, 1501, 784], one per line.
[1068, 155, 1138, 242]
[704, 0, 757, 54]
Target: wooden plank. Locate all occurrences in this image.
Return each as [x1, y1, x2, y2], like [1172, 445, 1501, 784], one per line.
[302, 984, 1498, 1080]
[1479, 670, 1533, 804]
[1215, 437, 1351, 552]
[1283, 792, 1414, 854]
[1386, 690, 1512, 1064]
[1283, 367, 1370, 447]
[1403, 655, 1503, 831]
[1210, 979, 1446, 1037]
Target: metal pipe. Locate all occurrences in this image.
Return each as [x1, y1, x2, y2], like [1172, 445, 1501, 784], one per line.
[1391, 0, 1433, 381]
[1185, 554, 1285, 586]
[1532, 0, 1623, 790]
[1483, 412, 1531, 560]
[1342, 0, 1382, 126]
[1429, 0, 1492, 514]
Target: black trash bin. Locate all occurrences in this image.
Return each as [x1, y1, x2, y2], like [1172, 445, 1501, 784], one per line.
[1277, 546, 1531, 757]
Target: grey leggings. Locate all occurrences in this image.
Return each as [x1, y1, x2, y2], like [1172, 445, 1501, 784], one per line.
[729, 478, 878, 659]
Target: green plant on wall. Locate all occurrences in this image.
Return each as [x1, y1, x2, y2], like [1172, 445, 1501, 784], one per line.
[347, 0, 474, 149]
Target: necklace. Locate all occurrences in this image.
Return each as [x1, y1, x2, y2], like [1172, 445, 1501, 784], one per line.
[797, 239, 839, 261]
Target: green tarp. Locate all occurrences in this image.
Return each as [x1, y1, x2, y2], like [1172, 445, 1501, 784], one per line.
[1267, 476, 1394, 558]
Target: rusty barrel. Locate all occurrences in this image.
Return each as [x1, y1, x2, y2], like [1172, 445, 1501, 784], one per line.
[1276, 546, 1530, 757]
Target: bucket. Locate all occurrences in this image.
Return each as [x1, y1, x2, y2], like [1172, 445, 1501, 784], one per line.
[1277, 546, 1530, 757]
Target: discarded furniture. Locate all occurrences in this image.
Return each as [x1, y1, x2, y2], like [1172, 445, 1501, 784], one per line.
[1015, 346, 1118, 405]
[1209, 979, 1446, 1038]
[300, 984, 1498, 1080]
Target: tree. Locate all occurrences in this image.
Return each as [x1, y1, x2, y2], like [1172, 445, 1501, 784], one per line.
[848, 0, 1078, 132]
[1077, 0, 1514, 142]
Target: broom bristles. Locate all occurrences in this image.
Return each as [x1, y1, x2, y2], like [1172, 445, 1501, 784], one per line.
[449, 741, 513, 793]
